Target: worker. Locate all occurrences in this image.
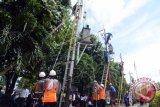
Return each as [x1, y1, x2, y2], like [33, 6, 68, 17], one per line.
[33, 71, 46, 107]
[123, 91, 129, 107]
[98, 84, 106, 107]
[92, 80, 100, 107]
[42, 69, 59, 107]
[109, 83, 116, 107]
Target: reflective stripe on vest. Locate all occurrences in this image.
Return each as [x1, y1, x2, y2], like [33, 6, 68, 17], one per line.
[42, 79, 57, 102]
[99, 86, 106, 100]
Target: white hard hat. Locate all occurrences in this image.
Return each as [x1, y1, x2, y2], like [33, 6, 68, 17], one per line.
[94, 80, 97, 83]
[49, 69, 56, 76]
[39, 72, 46, 77]
[100, 84, 104, 87]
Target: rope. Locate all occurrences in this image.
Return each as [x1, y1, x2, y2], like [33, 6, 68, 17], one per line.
[51, 22, 64, 34]
[52, 33, 66, 69]
[52, 13, 78, 69]
[52, 22, 73, 69]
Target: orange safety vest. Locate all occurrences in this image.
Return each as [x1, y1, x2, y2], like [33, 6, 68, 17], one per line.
[92, 92, 99, 101]
[34, 82, 38, 92]
[99, 86, 106, 100]
[34, 79, 45, 93]
[42, 79, 57, 102]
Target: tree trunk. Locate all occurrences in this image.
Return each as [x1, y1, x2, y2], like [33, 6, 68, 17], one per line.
[5, 71, 18, 95]
[79, 80, 84, 95]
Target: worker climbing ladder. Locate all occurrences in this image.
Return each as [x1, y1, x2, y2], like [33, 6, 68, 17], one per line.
[100, 30, 113, 90]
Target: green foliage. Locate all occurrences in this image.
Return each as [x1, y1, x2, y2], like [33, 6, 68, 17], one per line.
[0, 75, 5, 87]
[0, 9, 11, 30]
[0, 0, 71, 94]
[0, 0, 127, 96]
[16, 77, 35, 90]
[149, 90, 160, 107]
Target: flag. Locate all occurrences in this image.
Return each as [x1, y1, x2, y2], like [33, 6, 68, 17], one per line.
[130, 76, 134, 83]
[134, 61, 137, 71]
[118, 63, 123, 75]
[129, 70, 134, 83]
[134, 61, 138, 79]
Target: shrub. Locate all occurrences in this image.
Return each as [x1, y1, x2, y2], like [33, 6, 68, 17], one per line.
[149, 90, 160, 107]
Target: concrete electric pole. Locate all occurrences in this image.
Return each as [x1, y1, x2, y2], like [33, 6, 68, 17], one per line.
[59, 0, 83, 107]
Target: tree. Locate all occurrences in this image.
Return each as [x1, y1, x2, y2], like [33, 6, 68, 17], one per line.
[0, 0, 71, 95]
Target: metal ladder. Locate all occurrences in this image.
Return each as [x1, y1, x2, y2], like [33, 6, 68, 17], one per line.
[101, 61, 110, 90]
[59, 48, 73, 107]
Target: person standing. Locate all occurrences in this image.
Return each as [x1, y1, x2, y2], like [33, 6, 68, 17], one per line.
[32, 71, 46, 107]
[42, 69, 59, 107]
[80, 93, 88, 107]
[17, 86, 30, 107]
[98, 84, 106, 107]
[109, 83, 116, 107]
[92, 80, 99, 107]
[123, 91, 129, 107]
[87, 97, 93, 107]
[0, 86, 3, 97]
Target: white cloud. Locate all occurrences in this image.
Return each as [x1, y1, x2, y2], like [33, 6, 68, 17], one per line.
[71, 0, 160, 83]
[123, 43, 160, 83]
[85, 0, 150, 32]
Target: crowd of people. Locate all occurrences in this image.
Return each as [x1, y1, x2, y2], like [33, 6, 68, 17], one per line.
[0, 70, 59, 107]
[0, 70, 155, 107]
[0, 69, 119, 107]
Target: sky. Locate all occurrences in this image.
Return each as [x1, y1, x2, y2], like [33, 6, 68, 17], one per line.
[71, 0, 160, 83]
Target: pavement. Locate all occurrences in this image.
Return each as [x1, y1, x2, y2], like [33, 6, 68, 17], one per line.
[129, 103, 149, 107]
[107, 103, 149, 107]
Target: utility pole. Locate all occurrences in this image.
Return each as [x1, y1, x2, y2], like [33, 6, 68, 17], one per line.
[118, 53, 124, 107]
[59, 0, 83, 107]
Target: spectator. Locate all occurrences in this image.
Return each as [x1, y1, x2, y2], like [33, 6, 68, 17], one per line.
[109, 83, 116, 107]
[0, 86, 3, 97]
[17, 86, 30, 107]
[123, 91, 129, 107]
[87, 97, 93, 107]
[72, 90, 81, 107]
[80, 93, 88, 107]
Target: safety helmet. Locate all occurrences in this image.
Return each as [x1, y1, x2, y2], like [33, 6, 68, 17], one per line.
[39, 72, 46, 77]
[100, 84, 104, 87]
[49, 69, 56, 76]
[109, 83, 112, 85]
[94, 80, 97, 83]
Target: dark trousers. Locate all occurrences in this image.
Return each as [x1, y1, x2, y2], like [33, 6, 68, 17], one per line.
[80, 101, 86, 107]
[17, 97, 26, 107]
[43, 102, 56, 107]
[124, 101, 129, 107]
[93, 100, 99, 107]
[98, 99, 106, 107]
